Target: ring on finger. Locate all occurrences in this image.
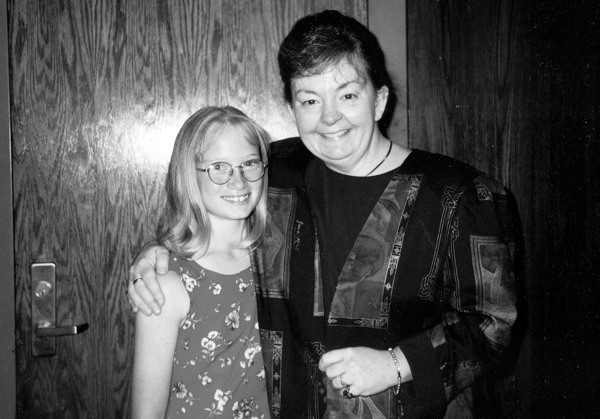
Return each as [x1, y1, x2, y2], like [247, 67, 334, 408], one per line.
[132, 277, 142, 285]
[341, 385, 354, 399]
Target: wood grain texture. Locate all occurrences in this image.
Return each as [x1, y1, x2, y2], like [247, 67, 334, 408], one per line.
[10, 1, 366, 417]
[523, 2, 600, 416]
[408, 0, 526, 179]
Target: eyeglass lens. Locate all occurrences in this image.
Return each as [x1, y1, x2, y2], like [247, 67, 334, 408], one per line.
[205, 160, 265, 184]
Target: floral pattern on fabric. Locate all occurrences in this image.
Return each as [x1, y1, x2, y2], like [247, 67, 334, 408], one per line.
[165, 257, 270, 418]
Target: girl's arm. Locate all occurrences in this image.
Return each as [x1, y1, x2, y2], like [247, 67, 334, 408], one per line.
[131, 271, 189, 419]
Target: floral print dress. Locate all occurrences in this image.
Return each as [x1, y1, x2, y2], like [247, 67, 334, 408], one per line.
[165, 256, 270, 419]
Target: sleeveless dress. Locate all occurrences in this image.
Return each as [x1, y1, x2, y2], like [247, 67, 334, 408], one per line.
[165, 256, 270, 418]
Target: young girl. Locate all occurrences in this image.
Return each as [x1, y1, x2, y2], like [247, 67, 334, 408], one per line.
[131, 106, 271, 419]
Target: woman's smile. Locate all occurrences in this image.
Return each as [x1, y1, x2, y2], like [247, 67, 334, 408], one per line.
[320, 129, 351, 140]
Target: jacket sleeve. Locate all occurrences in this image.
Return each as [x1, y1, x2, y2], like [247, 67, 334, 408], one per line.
[397, 174, 520, 417]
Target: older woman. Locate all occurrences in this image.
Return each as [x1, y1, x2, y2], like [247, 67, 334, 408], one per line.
[128, 10, 519, 418]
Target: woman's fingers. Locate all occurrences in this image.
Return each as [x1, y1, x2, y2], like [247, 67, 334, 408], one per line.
[127, 244, 170, 315]
[319, 347, 396, 397]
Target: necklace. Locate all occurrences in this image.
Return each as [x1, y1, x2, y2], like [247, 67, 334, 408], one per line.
[365, 140, 393, 176]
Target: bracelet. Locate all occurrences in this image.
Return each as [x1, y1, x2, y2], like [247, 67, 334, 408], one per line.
[387, 347, 402, 395]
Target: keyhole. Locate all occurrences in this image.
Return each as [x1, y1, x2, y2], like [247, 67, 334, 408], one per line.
[34, 280, 52, 298]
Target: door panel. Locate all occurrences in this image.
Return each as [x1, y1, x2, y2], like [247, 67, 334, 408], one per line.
[10, 1, 366, 417]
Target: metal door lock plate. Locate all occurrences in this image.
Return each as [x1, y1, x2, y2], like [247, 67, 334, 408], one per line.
[31, 263, 57, 357]
[31, 263, 89, 357]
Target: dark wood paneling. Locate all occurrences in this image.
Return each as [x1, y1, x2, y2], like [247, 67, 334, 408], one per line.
[10, 1, 365, 417]
[408, 0, 600, 417]
[407, 0, 529, 181]
[524, 2, 600, 417]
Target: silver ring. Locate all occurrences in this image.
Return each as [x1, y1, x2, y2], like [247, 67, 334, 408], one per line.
[132, 277, 142, 285]
[341, 385, 354, 399]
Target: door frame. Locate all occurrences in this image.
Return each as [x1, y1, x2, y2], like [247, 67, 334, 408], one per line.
[0, 0, 16, 416]
[369, 0, 407, 146]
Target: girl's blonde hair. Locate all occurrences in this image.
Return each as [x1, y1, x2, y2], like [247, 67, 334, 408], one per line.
[156, 106, 270, 257]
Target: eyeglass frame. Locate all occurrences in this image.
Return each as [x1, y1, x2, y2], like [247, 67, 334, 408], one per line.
[196, 159, 268, 185]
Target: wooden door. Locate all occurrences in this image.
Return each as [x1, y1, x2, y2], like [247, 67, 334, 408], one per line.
[9, 1, 367, 417]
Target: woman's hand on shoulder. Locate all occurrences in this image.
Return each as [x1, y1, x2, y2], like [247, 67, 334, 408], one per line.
[127, 242, 170, 315]
[138, 270, 189, 327]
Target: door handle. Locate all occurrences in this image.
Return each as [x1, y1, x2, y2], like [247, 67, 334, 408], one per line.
[35, 322, 89, 338]
[31, 263, 89, 356]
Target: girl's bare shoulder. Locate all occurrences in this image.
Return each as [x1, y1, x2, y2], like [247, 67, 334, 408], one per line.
[156, 270, 190, 321]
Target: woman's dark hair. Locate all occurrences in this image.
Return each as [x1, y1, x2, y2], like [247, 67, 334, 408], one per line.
[277, 10, 396, 133]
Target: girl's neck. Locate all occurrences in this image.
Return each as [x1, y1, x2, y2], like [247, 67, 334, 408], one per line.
[194, 246, 250, 275]
[192, 219, 250, 274]
[210, 218, 247, 248]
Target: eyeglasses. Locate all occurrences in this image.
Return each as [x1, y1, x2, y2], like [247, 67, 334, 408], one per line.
[197, 159, 267, 185]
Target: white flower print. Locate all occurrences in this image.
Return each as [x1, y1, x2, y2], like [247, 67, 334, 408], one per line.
[182, 312, 206, 331]
[204, 389, 231, 416]
[245, 345, 261, 362]
[174, 381, 188, 399]
[181, 337, 190, 351]
[233, 397, 264, 419]
[199, 372, 212, 386]
[218, 356, 233, 368]
[225, 310, 240, 330]
[181, 273, 198, 291]
[210, 282, 222, 295]
[201, 337, 217, 352]
[240, 344, 261, 369]
[182, 318, 192, 329]
[214, 389, 230, 410]
[200, 331, 222, 362]
[236, 276, 251, 293]
[172, 381, 200, 415]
